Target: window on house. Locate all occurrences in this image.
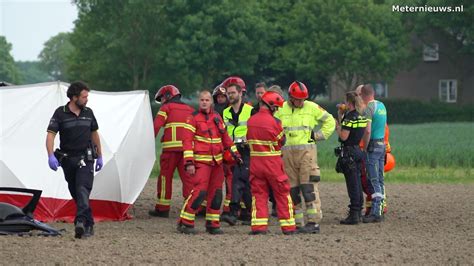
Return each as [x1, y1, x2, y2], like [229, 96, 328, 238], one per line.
[423, 43, 439, 61]
[439, 80, 457, 103]
[372, 82, 388, 98]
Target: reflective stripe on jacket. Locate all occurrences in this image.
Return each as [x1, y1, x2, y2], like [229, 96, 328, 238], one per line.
[183, 110, 237, 165]
[222, 103, 253, 143]
[274, 101, 335, 146]
[154, 102, 195, 151]
[247, 108, 285, 157]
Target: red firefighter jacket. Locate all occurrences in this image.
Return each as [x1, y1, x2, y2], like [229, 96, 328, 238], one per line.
[154, 101, 195, 152]
[183, 109, 237, 165]
[247, 108, 286, 157]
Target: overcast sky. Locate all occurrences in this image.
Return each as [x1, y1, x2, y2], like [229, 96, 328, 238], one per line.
[0, 0, 77, 61]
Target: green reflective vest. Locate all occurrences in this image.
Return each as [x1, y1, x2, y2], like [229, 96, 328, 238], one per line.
[223, 103, 253, 143]
[274, 101, 335, 147]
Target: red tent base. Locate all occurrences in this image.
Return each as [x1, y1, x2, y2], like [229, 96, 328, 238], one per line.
[0, 193, 132, 223]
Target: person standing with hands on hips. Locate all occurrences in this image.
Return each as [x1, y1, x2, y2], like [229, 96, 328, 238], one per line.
[46, 81, 103, 239]
[274, 81, 335, 233]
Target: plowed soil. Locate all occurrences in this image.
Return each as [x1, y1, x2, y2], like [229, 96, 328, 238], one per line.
[1, 180, 473, 264]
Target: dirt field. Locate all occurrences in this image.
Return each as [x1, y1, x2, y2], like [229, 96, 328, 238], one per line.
[1, 180, 473, 265]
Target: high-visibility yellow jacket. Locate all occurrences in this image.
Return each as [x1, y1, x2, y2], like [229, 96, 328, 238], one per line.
[222, 103, 253, 143]
[274, 101, 335, 147]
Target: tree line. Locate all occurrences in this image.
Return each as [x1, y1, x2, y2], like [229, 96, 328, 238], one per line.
[1, 0, 472, 97]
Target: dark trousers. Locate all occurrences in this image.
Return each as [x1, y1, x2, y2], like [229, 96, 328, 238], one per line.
[230, 145, 252, 216]
[62, 157, 95, 226]
[342, 147, 364, 212]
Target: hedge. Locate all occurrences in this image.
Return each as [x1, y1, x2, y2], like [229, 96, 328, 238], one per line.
[318, 99, 474, 124]
[150, 97, 474, 125]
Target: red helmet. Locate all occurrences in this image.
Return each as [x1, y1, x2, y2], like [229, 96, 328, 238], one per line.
[155, 85, 180, 103]
[221, 76, 246, 92]
[288, 81, 308, 100]
[212, 85, 227, 102]
[213, 85, 226, 97]
[261, 91, 284, 108]
[384, 153, 396, 173]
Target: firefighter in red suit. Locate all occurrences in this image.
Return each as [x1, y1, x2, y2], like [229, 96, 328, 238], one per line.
[149, 85, 195, 218]
[246, 91, 297, 235]
[177, 90, 239, 235]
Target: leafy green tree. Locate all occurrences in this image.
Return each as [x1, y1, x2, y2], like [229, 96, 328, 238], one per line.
[69, 0, 167, 91]
[39, 32, 74, 81]
[408, 0, 473, 54]
[16, 61, 51, 84]
[275, 0, 412, 94]
[257, 0, 296, 86]
[0, 36, 22, 84]
[68, 0, 272, 95]
[161, 0, 270, 91]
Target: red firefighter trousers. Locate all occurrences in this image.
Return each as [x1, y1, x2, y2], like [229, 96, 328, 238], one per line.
[155, 151, 193, 212]
[250, 157, 296, 233]
[179, 162, 225, 228]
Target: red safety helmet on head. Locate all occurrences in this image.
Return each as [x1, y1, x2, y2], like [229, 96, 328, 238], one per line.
[212, 85, 227, 102]
[221, 76, 246, 92]
[288, 81, 309, 100]
[155, 85, 180, 103]
[261, 91, 284, 109]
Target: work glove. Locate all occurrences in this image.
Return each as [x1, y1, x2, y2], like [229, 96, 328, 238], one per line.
[95, 156, 103, 171]
[48, 154, 60, 171]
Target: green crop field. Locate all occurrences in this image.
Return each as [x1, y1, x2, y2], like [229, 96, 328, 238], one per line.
[150, 122, 474, 183]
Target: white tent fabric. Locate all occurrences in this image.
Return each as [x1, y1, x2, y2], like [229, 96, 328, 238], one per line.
[0, 81, 155, 221]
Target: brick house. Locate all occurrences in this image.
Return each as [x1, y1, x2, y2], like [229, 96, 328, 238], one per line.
[330, 31, 474, 104]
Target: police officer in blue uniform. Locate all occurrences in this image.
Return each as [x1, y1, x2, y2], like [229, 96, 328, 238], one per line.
[46, 81, 103, 239]
[335, 91, 368, 225]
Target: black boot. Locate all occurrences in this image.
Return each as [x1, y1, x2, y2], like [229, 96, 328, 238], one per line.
[249, 230, 268, 235]
[206, 227, 224, 235]
[148, 209, 170, 218]
[177, 223, 197, 234]
[84, 225, 94, 237]
[74, 221, 85, 239]
[340, 210, 360, 225]
[220, 212, 237, 226]
[303, 222, 320, 234]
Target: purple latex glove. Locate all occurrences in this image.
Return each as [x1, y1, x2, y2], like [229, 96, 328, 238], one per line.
[95, 156, 103, 171]
[48, 154, 60, 171]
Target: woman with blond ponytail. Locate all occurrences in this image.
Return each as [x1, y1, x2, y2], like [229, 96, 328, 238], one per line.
[335, 91, 369, 225]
